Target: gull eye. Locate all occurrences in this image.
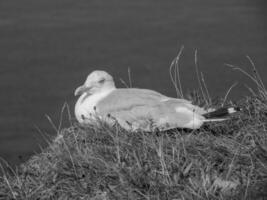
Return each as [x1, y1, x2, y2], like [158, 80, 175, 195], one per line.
[98, 78, 105, 83]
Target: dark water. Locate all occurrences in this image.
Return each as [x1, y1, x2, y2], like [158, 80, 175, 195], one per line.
[0, 0, 266, 166]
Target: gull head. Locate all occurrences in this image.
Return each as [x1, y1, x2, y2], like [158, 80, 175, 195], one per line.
[75, 70, 115, 96]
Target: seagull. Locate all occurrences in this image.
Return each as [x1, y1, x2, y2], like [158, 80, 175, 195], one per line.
[74, 70, 238, 131]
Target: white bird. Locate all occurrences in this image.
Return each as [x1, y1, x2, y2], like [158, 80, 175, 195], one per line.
[74, 70, 237, 131]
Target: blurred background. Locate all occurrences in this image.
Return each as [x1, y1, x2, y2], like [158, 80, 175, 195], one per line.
[0, 0, 266, 166]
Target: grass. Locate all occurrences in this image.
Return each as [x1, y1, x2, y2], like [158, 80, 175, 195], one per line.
[0, 56, 267, 199]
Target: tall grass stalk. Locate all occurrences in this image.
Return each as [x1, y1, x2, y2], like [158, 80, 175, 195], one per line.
[225, 56, 267, 100]
[169, 46, 184, 98]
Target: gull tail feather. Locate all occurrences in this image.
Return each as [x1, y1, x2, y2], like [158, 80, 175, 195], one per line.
[202, 107, 240, 119]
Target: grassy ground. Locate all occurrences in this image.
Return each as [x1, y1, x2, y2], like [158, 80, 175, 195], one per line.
[0, 93, 267, 199]
[1, 58, 267, 199]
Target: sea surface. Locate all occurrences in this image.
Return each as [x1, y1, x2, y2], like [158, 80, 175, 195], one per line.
[0, 0, 266, 166]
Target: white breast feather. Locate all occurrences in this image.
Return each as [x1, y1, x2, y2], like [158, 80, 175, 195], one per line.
[75, 89, 115, 123]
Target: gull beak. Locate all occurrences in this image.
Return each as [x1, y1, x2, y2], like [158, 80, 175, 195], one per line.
[74, 85, 91, 96]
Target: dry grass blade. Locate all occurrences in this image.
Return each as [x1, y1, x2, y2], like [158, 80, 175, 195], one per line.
[194, 49, 209, 105]
[119, 68, 133, 89]
[246, 56, 266, 93]
[225, 59, 267, 99]
[169, 45, 184, 98]
[200, 72, 211, 106]
[119, 78, 129, 88]
[128, 67, 133, 88]
[222, 82, 238, 106]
